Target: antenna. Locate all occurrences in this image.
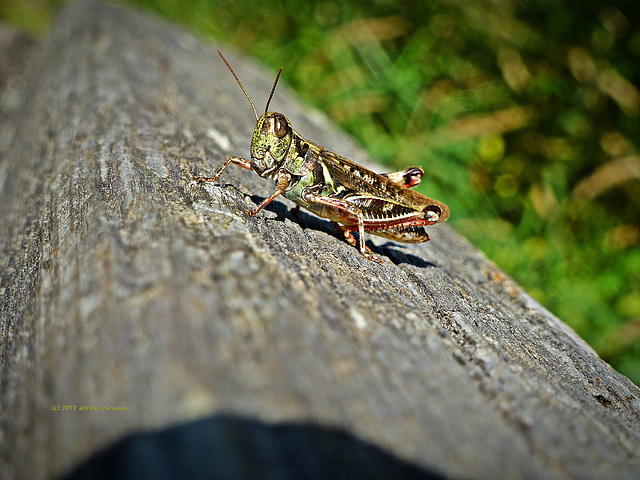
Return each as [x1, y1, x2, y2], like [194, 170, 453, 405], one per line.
[217, 50, 258, 121]
[264, 66, 283, 114]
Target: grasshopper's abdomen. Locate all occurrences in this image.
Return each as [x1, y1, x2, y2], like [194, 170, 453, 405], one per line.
[284, 160, 441, 244]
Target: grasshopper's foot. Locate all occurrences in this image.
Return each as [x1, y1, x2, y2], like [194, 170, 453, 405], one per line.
[362, 250, 384, 263]
[194, 175, 220, 183]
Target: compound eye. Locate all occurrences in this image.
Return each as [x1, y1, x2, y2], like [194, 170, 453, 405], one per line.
[272, 114, 289, 138]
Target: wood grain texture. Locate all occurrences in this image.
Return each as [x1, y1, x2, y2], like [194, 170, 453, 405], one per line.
[1, 1, 639, 479]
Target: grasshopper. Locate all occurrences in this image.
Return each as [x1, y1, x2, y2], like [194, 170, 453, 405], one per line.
[195, 51, 449, 262]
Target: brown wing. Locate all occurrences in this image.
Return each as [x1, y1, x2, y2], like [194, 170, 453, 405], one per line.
[318, 149, 450, 222]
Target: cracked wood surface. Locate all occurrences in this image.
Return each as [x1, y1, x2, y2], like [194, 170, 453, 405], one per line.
[1, 1, 639, 479]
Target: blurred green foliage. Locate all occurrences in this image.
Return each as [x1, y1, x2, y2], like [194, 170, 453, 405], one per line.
[2, 0, 639, 385]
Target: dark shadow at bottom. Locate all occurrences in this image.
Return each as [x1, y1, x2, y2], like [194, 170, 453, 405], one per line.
[60, 414, 450, 480]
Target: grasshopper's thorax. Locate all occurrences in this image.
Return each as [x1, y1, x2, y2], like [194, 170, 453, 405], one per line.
[250, 112, 293, 178]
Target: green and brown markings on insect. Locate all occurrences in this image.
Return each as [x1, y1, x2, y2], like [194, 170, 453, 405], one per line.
[195, 51, 449, 262]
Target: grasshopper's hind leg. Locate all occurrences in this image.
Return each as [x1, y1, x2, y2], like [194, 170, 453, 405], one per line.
[304, 192, 381, 263]
[380, 166, 424, 188]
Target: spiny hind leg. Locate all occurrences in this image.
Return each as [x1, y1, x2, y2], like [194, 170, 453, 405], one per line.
[303, 192, 381, 262]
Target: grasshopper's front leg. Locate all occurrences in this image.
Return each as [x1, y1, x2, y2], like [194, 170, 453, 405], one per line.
[194, 156, 253, 183]
[196, 158, 291, 217]
[246, 173, 290, 216]
[304, 192, 382, 263]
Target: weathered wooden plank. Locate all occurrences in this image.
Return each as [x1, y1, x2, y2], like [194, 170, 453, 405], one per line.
[1, 1, 639, 479]
[0, 24, 37, 143]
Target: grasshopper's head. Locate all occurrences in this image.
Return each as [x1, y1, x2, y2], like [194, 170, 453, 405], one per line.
[249, 112, 292, 176]
[217, 51, 291, 178]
